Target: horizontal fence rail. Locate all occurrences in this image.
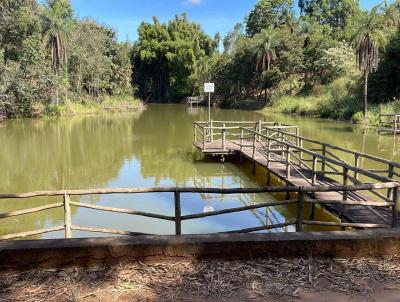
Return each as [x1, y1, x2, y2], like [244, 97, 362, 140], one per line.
[0, 183, 399, 240]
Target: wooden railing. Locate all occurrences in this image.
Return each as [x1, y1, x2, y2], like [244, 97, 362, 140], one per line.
[0, 183, 398, 240]
[379, 114, 400, 134]
[194, 120, 300, 151]
[193, 122, 400, 217]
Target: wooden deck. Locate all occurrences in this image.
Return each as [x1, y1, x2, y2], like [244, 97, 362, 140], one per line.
[194, 138, 397, 226]
[379, 114, 400, 134]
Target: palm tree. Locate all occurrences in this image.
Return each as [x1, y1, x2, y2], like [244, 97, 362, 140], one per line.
[252, 28, 277, 73]
[214, 32, 221, 53]
[378, 0, 400, 27]
[252, 28, 277, 103]
[351, 8, 386, 121]
[43, 0, 73, 106]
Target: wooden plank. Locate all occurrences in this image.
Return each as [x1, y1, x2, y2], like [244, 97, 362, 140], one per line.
[222, 221, 295, 233]
[71, 225, 150, 236]
[303, 220, 389, 228]
[0, 226, 64, 240]
[70, 201, 175, 221]
[181, 199, 296, 221]
[0, 202, 63, 219]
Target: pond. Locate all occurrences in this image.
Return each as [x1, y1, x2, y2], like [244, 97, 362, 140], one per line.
[0, 104, 399, 239]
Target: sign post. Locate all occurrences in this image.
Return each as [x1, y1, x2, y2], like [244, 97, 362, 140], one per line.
[204, 83, 215, 122]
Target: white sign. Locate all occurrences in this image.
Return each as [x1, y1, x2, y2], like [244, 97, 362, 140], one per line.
[204, 83, 215, 93]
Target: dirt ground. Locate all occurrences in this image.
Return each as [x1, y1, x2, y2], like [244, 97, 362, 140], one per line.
[1, 257, 400, 302]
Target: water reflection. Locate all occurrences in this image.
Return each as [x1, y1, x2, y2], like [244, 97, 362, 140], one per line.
[0, 104, 398, 238]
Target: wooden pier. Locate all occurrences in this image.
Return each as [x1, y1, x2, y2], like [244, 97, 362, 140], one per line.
[193, 120, 400, 227]
[379, 114, 400, 134]
[102, 103, 142, 111]
[186, 96, 202, 106]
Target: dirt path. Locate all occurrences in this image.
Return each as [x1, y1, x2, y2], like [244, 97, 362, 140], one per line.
[1, 258, 400, 301]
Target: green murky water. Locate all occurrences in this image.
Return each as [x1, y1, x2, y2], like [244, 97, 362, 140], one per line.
[0, 104, 398, 239]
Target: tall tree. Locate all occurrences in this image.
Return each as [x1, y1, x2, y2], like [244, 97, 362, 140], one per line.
[351, 8, 386, 121]
[299, 0, 360, 30]
[132, 14, 214, 101]
[252, 28, 277, 103]
[246, 0, 293, 36]
[252, 28, 277, 72]
[42, 0, 73, 106]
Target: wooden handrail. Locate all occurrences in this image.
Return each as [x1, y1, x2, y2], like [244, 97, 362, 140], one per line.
[243, 127, 395, 183]
[0, 181, 399, 240]
[265, 127, 400, 168]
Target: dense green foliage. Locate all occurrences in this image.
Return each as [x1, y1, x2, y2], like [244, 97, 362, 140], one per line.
[0, 0, 132, 118]
[203, 0, 400, 123]
[1, 0, 400, 123]
[132, 14, 217, 102]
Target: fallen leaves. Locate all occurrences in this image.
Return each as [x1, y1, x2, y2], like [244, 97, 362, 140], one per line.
[1, 257, 400, 301]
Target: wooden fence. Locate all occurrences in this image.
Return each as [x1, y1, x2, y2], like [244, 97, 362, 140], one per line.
[0, 182, 398, 240]
[379, 114, 400, 134]
[193, 121, 400, 217]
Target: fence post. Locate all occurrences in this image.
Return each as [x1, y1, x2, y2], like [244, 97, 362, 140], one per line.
[202, 126, 206, 151]
[299, 138, 303, 166]
[354, 154, 360, 180]
[296, 127, 300, 148]
[343, 167, 349, 213]
[286, 146, 291, 179]
[296, 188, 304, 232]
[240, 128, 244, 164]
[174, 190, 181, 235]
[312, 156, 318, 185]
[222, 123, 226, 150]
[252, 132, 256, 174]
[392, 186, 399, 227]
[387, 165, 394, 198]
[321, 145, 326, 172]
[258, 120, 262, 141]
[63, 193, 72, 239]
[210, 120, 214, 143]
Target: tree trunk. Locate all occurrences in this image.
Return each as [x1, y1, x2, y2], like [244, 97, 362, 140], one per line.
[364, 70, 369, 123]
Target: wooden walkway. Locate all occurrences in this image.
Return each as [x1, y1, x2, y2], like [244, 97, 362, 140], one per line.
[379, 114, 400, 134]
[193, 121, 400, 227]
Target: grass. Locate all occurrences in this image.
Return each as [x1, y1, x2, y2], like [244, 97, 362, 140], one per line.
[263, 77, 400, 127]
[46, 95, 144, 117]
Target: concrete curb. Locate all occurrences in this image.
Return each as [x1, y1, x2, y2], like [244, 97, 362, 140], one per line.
[1, 229, 400, 269]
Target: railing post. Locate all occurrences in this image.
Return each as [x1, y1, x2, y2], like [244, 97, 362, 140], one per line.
[321, 145, 326, 172]
[174, 190, 181, 235]
[286, 145, 291, 179]
[252, 132, 256, 174]
[299, 138, 303, 166]
[202, 125, 206, 151]
[296, 188, 304, 232]
[222, 123, 226, 150]
[387, 165, 394, 198]
[240, 128, 244, 164]
[63, 193, 72, 239]
[343, 166, 349, 213]
[296, 127, 300, 148]
[210, 120, 214, 143]
[392, 186, 399, 228]
[312, 156, 318, 185]
[354, 154, 360, 180]
[258, 120, 262, 141]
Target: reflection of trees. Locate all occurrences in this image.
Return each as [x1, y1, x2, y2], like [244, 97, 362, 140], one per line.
[0, 111, 143, 237]
[133, 104, 266, 185]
